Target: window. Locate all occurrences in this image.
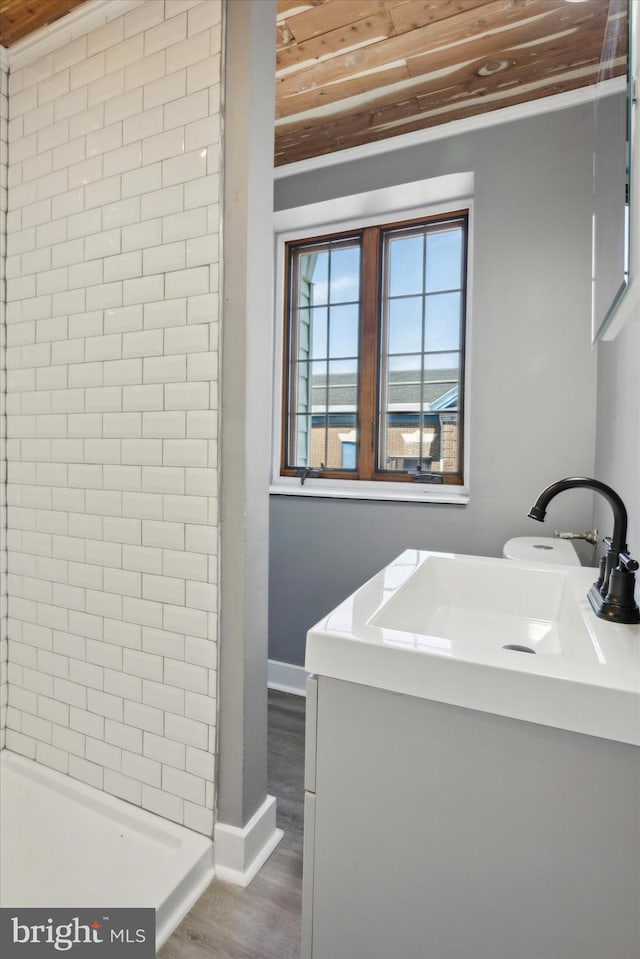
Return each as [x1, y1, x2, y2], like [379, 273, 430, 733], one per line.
[280, 210, 468, 487]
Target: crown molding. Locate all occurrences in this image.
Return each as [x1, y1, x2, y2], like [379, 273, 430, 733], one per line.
[275, 77, 626, 181]
[7, 0, 144, 72]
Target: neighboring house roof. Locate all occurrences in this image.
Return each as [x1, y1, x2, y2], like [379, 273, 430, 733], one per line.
[310, 368, 459, 412]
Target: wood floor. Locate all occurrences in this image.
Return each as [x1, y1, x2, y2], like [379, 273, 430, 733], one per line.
[159, 690, 305, 959]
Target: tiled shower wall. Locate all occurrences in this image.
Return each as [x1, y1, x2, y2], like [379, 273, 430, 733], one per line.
[3, 0, 221, 835]
[1, 53, 8, 751]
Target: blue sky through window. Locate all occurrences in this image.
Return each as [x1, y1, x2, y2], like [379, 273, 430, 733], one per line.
[302, 226, 463, 362]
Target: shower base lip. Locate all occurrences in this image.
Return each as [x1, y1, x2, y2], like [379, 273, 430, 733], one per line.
[0, 750, 215, 950]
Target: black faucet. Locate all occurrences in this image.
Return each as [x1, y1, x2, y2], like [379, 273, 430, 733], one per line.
[528, 477, 640, 625]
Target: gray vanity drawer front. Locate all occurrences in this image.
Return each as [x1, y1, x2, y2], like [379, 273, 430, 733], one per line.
[307, 677, 640, 959]
[304, 675, 318, 793]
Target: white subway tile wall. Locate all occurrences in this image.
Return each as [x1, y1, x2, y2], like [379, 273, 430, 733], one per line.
[3, 1, 221, 836]
[1, 56, 8, 751]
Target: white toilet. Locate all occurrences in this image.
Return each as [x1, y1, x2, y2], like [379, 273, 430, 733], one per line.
[502, 536, 581, 566]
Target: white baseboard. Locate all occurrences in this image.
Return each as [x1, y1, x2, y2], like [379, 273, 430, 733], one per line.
[214, 795, 283, 887]
[268, 659, 309, 696]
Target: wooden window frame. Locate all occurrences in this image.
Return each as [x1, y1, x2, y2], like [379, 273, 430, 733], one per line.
[280, 210, 468, 486]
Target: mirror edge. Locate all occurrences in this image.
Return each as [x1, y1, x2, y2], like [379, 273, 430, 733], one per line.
[594, 0, 638, 343]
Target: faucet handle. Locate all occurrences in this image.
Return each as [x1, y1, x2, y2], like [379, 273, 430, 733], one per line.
[554, 529, 598, 546]
[618, 551, 639, 572]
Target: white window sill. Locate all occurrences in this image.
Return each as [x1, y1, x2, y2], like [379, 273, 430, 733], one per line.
[269, 478, 469, 505]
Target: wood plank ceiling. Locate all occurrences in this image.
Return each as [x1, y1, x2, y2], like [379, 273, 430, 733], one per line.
[0, 0, 629, 167]
[275, 0, 628, 166]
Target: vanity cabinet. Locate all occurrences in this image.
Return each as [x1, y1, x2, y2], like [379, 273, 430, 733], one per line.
[301, 674, 640, 959]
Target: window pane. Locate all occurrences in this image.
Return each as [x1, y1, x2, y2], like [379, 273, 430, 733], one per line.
[293, 412, 313, 466]
[299, 250, 329, 306]
[380, 217, 466, 478]
[341, 441, 357, 469]
[383, 357, 460, 413]
[287, 239, 362, 470]
[297, 306, 328, 361]
[379, 411, 461, 475]
[324, 415, 357, 469]
[327, 386, 357, 412]
[329, 246, 360, 304]
[424, 378, 459, 414]
[387, 296, 423, 355]
[425, 293, 461, 353]
[423, 355, 460, 415]
[329, 304, 359, 358]
[328, 358, 358, 400]
[425, 228, 463, 292]
[297, 311, 310, 357]
[311, 307, 328, 359]
[436, 412, 461, 474]
[388, 233, 424, 296]
[309, 359, 329, 412]
[379, 413, 437, 473]
[424, 351, 460, 374]
[384, 355, 422, 414]
[294, 360, 312, 413]
[296, 414, 325, 468]
[318, 359, 358, 421]
[387, 352, 423, 374]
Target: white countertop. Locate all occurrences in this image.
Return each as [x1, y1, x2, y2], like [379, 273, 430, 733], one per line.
[305, 550, 640, 745]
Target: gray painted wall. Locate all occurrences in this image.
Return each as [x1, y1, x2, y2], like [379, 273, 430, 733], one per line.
[270, 105, 599, 667]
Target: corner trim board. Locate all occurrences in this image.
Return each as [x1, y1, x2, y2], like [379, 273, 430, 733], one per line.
[214, 795, 283, 887]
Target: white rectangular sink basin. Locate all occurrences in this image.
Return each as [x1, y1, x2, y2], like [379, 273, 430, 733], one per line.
[369, 554, 584, 656]
[306, 550, 640, 745]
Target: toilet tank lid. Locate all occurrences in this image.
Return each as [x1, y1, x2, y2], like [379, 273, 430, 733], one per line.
[502, 536, 581, 566]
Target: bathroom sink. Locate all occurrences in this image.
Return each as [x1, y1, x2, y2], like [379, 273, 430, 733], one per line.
[306, 550, 640, 745]
[369, 554, 583, 655]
